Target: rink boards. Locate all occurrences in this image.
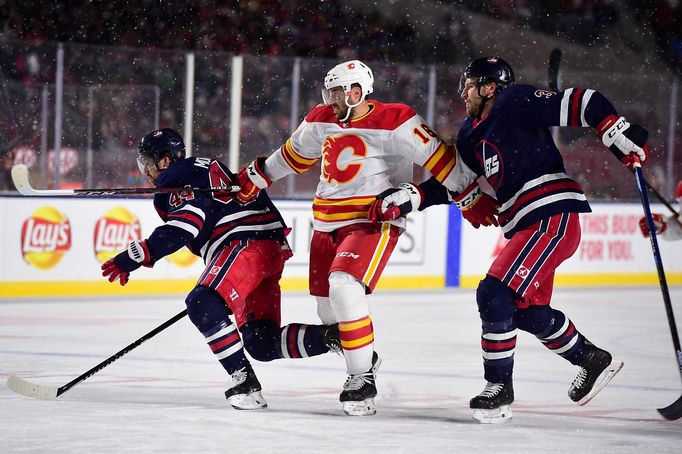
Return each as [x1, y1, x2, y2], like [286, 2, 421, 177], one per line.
[1, 195, 681, 298]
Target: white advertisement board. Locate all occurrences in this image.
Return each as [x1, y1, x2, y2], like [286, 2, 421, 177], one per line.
[458, 203, 682, 287]
[0, 196, 449, 298]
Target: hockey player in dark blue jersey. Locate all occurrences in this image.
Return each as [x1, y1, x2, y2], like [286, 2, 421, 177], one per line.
[368, 57, 649, 423]
[101, 128, 340, 410]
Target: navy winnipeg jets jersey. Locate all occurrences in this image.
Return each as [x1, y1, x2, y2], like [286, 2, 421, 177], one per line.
[147, 157, 287, 264]
[455, 84, 619, 238]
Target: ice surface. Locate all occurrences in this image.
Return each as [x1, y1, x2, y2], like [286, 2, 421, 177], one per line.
[1, 287, 681, 453]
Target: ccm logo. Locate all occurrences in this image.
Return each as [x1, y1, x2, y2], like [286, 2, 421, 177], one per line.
[336, 251, 360, 259]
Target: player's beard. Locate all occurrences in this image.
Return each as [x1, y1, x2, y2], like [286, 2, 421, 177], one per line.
[465, 97, 481, 117]
[332, 103, 350, 121]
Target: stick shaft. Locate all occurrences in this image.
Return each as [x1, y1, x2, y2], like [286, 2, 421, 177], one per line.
[634, 167, 682, 381]
[56, 310, 188, 396]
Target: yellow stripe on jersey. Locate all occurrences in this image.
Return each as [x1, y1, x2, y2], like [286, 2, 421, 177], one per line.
[423, 142, 457, 182]
[312, 210, 368, 222]
[362, 223, 391, 284]
[313, 196, 376, 206]
[281, 139, 319, 174]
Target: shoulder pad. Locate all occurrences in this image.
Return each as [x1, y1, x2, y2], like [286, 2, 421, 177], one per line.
[305, 104, 338, 123]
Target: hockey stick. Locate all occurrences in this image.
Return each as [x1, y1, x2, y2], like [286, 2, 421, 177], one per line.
[548, 48, 563, 92]
[11, 164, 240, 196]
[638, 173, 681, 220]
[546, 49, 681, 220]
[634, 164, 682, 420]
[7, 309, 188, 400]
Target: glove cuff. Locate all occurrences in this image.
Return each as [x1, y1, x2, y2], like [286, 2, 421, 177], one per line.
[453, 183, 481, 210]
[246, 157, 272, 189]
[397, 183, 423, 212]
[599, 116, 630, 147]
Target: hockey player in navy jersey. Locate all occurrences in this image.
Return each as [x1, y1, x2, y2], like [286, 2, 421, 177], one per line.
[368, 57, 649, 423]
[101, 128, 340, 410]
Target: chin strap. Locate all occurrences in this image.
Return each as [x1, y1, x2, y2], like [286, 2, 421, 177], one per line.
[340, 94, 365, 122]
[475, 86, 494, 119]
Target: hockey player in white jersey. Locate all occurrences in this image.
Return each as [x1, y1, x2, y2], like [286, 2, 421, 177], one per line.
[235, 60, 474, 416]
[639, 181, 682, 240]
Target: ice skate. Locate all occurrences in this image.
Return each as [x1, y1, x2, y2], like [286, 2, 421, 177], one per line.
[470, 381, 514, 423]
[569, 342, 623, 406]
[323, 323, 342, 355]
[339, 352, 381, 416]
[224, 364, 267, 410]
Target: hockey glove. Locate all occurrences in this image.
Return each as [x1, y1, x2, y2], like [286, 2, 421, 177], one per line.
[236, 157, 271, 205]
[101, 240, 152, 286]
[453, 183, 499, 228]
[597, 115, 649, 169]
[367, 183, 423, 222]
[639, 214, 667, 237]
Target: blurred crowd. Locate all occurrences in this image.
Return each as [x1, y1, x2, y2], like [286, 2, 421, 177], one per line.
[0, 1, 679, 198]
[0, 0, 471, 65]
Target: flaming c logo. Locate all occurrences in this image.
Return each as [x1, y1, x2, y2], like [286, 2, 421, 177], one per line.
[21, 206, 72, 269]
[93, 207, 142, 263]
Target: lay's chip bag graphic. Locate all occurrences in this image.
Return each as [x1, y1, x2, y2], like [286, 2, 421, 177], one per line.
[21, 206, 72, 269]
[93, 207, 142, 263]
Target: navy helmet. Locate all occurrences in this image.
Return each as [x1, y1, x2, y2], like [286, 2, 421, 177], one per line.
[462, 56, 515, 90]
[137, 128, 185, 174]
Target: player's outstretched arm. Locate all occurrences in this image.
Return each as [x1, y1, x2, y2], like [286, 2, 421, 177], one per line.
[367, 177, 451, 222]
[236, 157, 271, 204]
[101, 240, 152, 286]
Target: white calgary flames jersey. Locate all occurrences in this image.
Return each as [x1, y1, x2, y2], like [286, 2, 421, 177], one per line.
[263, 100, 474, 232]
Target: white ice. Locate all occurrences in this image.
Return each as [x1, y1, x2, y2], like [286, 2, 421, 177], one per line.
[1, 287, 681, 453]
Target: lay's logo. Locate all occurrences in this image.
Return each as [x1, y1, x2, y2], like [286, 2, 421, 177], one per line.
[21, 206, 72, 269]
[93, 207, 142, 263]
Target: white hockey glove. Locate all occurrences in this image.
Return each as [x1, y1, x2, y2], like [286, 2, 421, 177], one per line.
[367, 183, 423, 222]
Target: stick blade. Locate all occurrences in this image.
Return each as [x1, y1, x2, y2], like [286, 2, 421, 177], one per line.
[658, 394, 682, 420]
[7, 375, 59, 400]
[10, 164, 35, 195]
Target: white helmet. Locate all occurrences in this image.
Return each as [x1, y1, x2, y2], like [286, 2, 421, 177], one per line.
[324, 60, 374, 96]
[322, 60, 374, 121]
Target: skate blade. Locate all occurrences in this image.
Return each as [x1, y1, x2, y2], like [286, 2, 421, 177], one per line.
[472, 405, 512, 424]
[343, 398, 377, 416]
[577, 360, 624, 406]
[227, 391, 268, 410]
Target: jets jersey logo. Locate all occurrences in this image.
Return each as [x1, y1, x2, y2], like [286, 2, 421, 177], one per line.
[476, 140, 504, 191]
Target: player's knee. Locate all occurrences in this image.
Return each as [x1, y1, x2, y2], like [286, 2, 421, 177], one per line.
[316, 296, 336, 324]
[476, 275, 516, 324]
[516, 305, 554, 334]
[328, 271, 368, 321]
[241, 319, 279, 362]
[185, 286, 228, 332]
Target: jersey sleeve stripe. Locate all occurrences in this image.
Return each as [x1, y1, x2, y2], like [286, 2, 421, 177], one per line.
[423, 143, 456, 183]
[560, 88, 572, 126]
[569, 88, 585, 126]
[281, 139, 319, 174]
[167, 219, 200, 237]
[579, 89, 595, 127]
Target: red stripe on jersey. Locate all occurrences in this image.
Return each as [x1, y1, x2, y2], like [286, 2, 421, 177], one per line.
[168, 211, 204, 228]
[209, 332, 240, 352]
[424, 143, 456, 183]
[498, 180, 584, 225]
[280, 141, 319, 174]
[569, 88, 585, 126]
